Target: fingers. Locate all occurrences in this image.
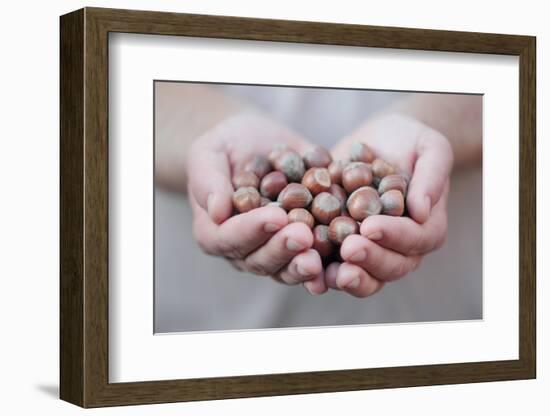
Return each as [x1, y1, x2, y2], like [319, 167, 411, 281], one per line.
[360, 186, 448, 256]
[187, 142, 234, 224]
[192, 201, 288, 258]
[276, 249, 323, 285]
[407, 136, 453, 223]
[336, 263, 385, 298]
[303, 272, 328, 295]
[232, 248, 326, 292]
[325, 262, 341, 290]
[243, 222, 314, 276]
[340, 234, 422, 282]
[359, 215, 445, 257]
[360, 216, 432, 256]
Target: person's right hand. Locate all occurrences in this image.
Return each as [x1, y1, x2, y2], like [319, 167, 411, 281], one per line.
[186, 110, 327, 295]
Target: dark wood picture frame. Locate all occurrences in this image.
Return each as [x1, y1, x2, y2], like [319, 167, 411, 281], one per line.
[60, 7, 536, 408]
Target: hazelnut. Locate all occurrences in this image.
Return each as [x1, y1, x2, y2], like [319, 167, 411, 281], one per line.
[371, 158, 395, 179]
[260, 197, 272, 207]
[301, 167, 331, 196]
[288, 208, 315, 229]
[273, 149, 306, 182]
[328, 216, 359, 245]
[346, 186, 382, 221]
[303, 146, 332, 168]
[378, 174, 408, 195]
[350, 142, 375, 163]
[232, 187, 261, 213]
[327, 160, 347, 185]
[268, 143, 288, 166]
[342, 162, 373, 193]
[260, 171, 288, 199]
[232, 171, 259, 190]
[277, 183, 313, 210]
[328, 183, 347, 211]
[313, 225, 334, 258]
[311, 192, 341, 225]
[380, 190, 405, 216]
[244, 155, 271, 179]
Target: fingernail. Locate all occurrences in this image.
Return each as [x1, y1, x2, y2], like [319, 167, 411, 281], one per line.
[366, 230, 383, 241]
[264, 222, 283, 233]
[297, 264, 310, 277]
[286, 239, 307, 251]
[349, 250, 366, 263]
[345, 276, 361, 289]
[304, 281, 320, 295]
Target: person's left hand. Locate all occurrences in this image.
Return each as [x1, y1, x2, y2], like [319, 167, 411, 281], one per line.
[325, 113, 453, 298]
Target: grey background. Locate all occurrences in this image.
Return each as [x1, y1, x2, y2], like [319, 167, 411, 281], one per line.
[154, 84, 482, 333]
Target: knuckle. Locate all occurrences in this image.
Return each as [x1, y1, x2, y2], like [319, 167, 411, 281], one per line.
[228, 259, 245, 271]
[392, 260, 410, 279]
[243, 258, 270, 276]
[218, 240, 249, 260]
[284, 277, 301, 286]
[270, 275, 285, 285]
[278, 269, 300, 285]
[409, 232, 427, 255]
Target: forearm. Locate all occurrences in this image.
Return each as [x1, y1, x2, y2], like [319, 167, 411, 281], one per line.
[391, 94, 482, 168]
[155, 84, 247, 192]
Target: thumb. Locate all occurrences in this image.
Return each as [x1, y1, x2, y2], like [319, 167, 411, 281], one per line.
[187, 146, 234, 224]
[407, 134, 453, 223]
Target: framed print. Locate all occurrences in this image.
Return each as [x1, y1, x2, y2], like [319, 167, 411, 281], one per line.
[60, 7, 536, 408]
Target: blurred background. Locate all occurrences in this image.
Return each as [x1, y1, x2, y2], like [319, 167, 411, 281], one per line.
[154, 83, 482, 333]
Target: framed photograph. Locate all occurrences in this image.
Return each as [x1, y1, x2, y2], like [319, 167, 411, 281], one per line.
[60, 7, 536, 408]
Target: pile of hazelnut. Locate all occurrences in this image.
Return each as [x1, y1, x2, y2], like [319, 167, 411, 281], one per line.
[231, 143, 409, 261]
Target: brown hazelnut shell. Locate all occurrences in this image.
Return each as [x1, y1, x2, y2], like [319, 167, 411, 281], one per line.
[277, 183, 313, 210]
[288, 208, 315, 229]
[273, 149, 306, 182]
[232, 187, 261, 213]
[301, 167, 331, 196]
[303, 146, 333, 168]
[311, 192, 342, 225]
[327, 160, 347, 185]
[328, 216, 359, 245]
[342, 162, 373, 193]
[260, 171, 288, 199]
[313, 225, 334, 258]
[380, 190, 405, 216]
[268, 144, 288, 166]
[378, 174, 408, 195]
[232, 171, 259, 190]
[350, 142, 375, 163]
[346, 186, 382, 221]
[371, 158, 395, 179]
[244, 155, 271, 179]
[328, 183, 347, 211]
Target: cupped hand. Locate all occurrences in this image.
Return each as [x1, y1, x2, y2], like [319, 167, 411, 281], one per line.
[327, 113, 454, 298]
[186, 110, 327, 294]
